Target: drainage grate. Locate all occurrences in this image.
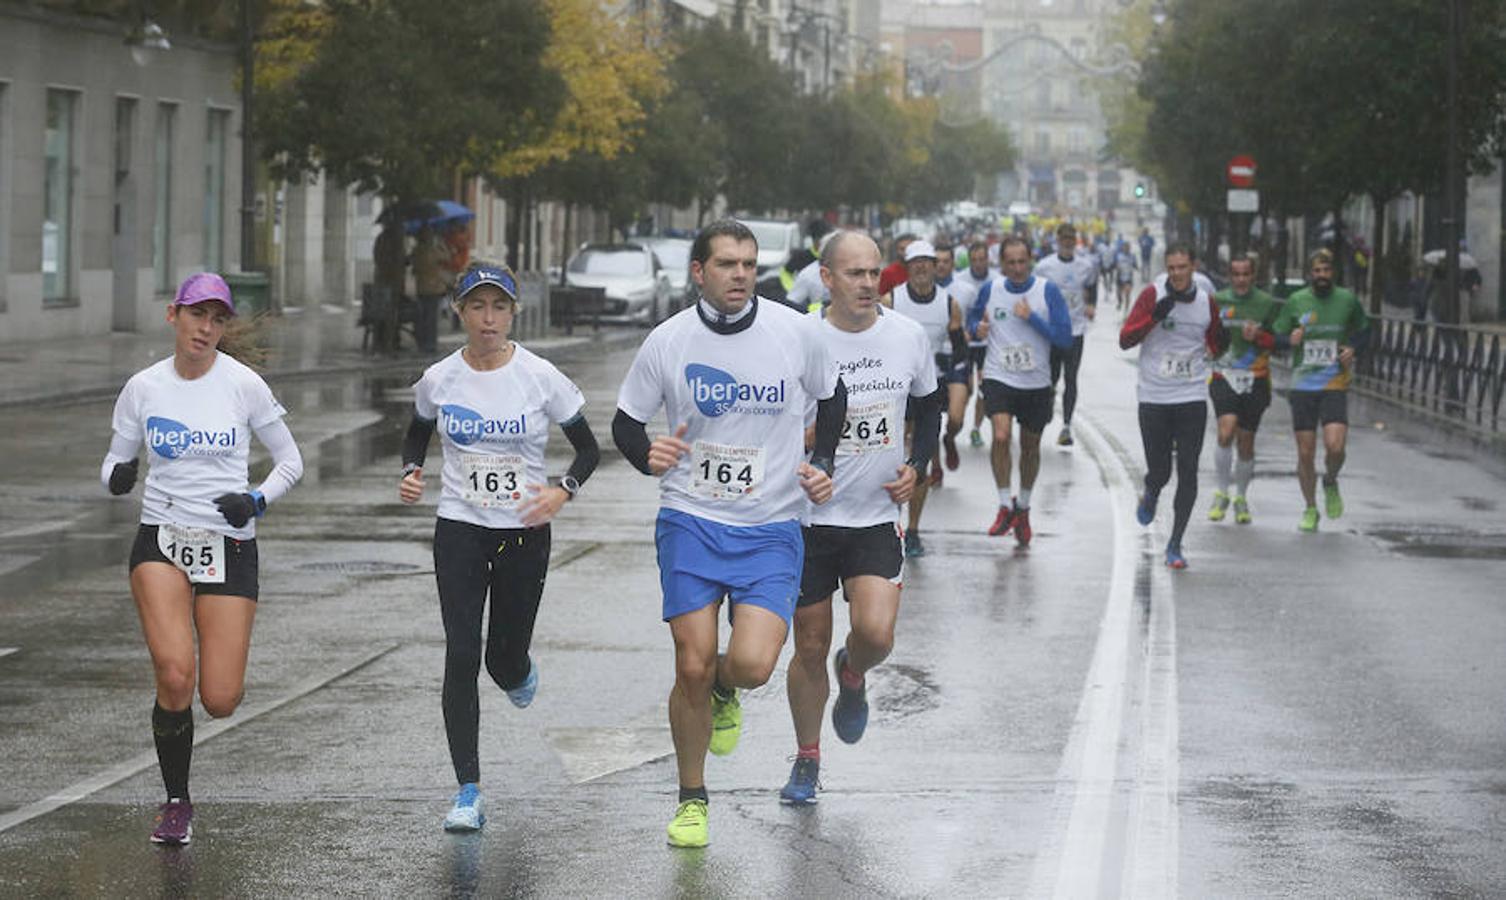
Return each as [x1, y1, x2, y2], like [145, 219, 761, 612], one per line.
[295, 560, 423, 574]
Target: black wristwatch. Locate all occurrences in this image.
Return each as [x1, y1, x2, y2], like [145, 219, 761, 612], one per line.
[402, 462, 421, 477]
[559, 475, 581, 500]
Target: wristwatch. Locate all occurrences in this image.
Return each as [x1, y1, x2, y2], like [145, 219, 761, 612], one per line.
[559, 475, 581, 500]
[402, 462, 420, 477]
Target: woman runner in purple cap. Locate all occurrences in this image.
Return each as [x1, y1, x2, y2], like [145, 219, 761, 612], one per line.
[99, 272, 304, 845]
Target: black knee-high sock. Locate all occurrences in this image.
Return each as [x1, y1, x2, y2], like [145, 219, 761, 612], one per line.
[152, 702, 194, 801]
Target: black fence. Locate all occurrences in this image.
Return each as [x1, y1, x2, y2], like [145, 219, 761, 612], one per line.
[1356, 315, 1506, 433]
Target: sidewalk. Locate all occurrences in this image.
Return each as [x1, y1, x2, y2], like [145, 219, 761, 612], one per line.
[0, 304, 641, 409]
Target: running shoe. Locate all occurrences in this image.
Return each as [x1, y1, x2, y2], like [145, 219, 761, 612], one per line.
[1136, 492, 1158, 526]
[1323, 480, 1344, 520]
[969, 428, 983, 448]
[442, 783, 485, 832]
[506, 657, 538, 708]
[1057, 425, 1074, 447]
[903, 530, 926, 557]
[708, 687, 742, 756]
[1207, 490, 1230, 522]
[1232, 496, 1252, 525]
[944, 433, 960, 471]
[830, 648, 869, 744]
[1165, 544, 1188, 570]
[928, 460, 943, 487]
[987, 505, 1014, 537]
[1012, 506, 1033, 546]
[1299, 506, 1320, 533]
[149, 799, 193, 845]
[667, 798, 709, 848]
[779, 757, 821, 805]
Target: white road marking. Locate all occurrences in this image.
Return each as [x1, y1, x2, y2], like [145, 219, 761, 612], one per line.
[0, 647, 18, 659]
[1026, 410, 1180, 898]
[547, 703, 673, 784]
[0, 644, 399, 835]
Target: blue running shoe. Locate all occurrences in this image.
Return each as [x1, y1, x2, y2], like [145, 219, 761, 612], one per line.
[1165, 544, 1188, 570]
[1136, 492, 1158, 526]
[443, 783, 485, 832]
[506, 657, 538, 708]
[831, 648, 869, 744]
[779, 757, 821, 805]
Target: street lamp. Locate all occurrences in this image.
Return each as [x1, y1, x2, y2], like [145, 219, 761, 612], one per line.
[124, 17, 171, 67]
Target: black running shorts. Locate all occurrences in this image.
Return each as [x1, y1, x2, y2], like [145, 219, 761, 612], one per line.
[129, 523, 260, 600]
[798, 523, 904, 606]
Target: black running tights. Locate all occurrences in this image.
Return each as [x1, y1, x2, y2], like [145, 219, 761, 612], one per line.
[1138, 401, 1207, 547]
[1050, 335, 1085, 425]
[434, 517, 551, 785]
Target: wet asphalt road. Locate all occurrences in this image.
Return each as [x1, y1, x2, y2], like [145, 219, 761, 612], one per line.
[0, 323, 1503, 898]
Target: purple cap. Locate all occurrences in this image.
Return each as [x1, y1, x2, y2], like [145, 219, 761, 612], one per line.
[174, 273, 236, 315]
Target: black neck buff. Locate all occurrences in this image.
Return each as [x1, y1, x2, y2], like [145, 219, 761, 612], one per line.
[908, 285, 938, 304]
[697, 296, 758, 335]
[1167, 281, 1197, 303]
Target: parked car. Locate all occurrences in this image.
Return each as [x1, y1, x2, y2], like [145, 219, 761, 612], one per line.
[563, 243, 674, 325]
[634, 236, 693, 310]
[738, 218, 803, 278]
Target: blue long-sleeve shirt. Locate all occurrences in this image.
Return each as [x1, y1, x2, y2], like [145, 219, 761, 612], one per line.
[967, 276, 1074, 349]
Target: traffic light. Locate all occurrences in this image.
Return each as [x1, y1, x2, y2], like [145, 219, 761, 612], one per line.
[1134, 182, 1147, 198]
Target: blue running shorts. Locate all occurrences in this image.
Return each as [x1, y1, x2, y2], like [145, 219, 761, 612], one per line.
[654, 508, 803, 624]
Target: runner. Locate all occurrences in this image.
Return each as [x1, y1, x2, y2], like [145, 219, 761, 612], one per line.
[967, 236, 1073, 547]
[398, 265, 601, 832]
[1114, 240, 1138, 312]
[884, 240, 969, 556]
[878, 233, 918, 296]
[1033, 222, 1098, 447]
[953, 238, 998, 448]
[1207, 254, 1278, 524]
[612, 220, 845, 848]
[1119, 244, 1228, 568]
[781, 232, 939, 805]
[101, 273, 304, 845]
[1270, 248, 1371, 532]
[932, 244, 974, 472]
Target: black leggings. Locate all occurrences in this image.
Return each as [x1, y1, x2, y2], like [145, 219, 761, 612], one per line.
[434, 517, 551, 785]
[1050, 335, 1085, 425]
[1138, 401, 1207, 547]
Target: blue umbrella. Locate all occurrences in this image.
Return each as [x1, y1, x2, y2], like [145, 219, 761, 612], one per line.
[404, 200, 475, 234]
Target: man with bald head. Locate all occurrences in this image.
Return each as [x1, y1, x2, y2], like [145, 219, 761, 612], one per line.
[778, 231, 941, 806]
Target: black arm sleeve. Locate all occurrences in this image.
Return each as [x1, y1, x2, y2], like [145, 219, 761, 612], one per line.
[948, 326, 969, 360]
[401, 415, 437, 469]
[808, 376, 848, 474]
[907, 389, 943, 473]
[611, 408, 655, 476]
[560, 415, 601, 486]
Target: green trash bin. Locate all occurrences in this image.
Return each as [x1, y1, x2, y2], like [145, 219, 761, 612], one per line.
[223, 271, 271, 317]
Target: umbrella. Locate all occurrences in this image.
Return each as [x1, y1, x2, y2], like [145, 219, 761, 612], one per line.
[1422, 249, 1478, 269]
[403, 200, 475, 234]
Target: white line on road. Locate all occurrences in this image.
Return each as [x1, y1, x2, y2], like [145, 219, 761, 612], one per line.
[1025, 411, 1180, 898]
[0, 647, 17, 659]
[0, 644, 399, 835]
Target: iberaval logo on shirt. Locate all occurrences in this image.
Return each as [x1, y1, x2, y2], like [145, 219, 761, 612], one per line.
[685, 364, 786, 417]
[442, 404, 527, 445]
[146, 416, 238, 459]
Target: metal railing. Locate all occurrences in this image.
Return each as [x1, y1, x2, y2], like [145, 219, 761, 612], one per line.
[1356, 315, 1506, 433]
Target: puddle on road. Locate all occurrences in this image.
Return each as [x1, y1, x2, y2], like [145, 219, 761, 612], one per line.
[872, 663, 941, 722]
[1364, 526, 1506, 560]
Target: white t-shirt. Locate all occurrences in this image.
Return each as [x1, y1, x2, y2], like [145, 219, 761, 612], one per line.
[1137, 282, 1215, 405]
[1034, 253, 1099, 336]
[952, 268, 997, 347]
[413, 345, 585, 529]
[890, 283, 954, 358]
[807, 313, 937, 528]
[785, 260, 828, 309]
[111, 353, 287, 539]
[617, 300, 839, 527]
[977, 277, 1055, 390]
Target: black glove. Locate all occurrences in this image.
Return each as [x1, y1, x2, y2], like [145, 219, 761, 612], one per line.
[1151, 296, 1176, 322]
[108, 457, 140, 496]
[213, 491, 265, 528]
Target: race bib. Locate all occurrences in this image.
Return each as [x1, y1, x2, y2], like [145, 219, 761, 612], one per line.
[1304, 339, 1338, 367]
[1224, 370, 1255, 394]
[998, 344, 1036, 373]
[690, 441, 765, 500]
[460, 453, 526, 509]
[838, 399, 895, 456]
[157, 524, 225, 584]
[1159, 349, 1205, 381]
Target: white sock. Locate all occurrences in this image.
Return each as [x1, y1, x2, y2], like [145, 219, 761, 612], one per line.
[998, 488, 1011, 506]
[1214, 443, 1233, 493]
[1017, 488, 1032, 509]
[1235, 458, 1255, 497]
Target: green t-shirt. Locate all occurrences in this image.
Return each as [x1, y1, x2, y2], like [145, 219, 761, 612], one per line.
[1272, 286, 1369, 391]
[1212, 287, 1278, 377]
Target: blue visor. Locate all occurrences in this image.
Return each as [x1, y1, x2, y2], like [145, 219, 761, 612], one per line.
[456, 266, 518, 301]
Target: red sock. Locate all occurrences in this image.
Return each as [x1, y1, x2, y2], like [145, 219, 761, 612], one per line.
[838, 656, 864, 690]
[797, 743, 820, 761]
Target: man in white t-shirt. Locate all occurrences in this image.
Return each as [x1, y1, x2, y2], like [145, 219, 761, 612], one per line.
[613, 220, 846, 849]
[780, 232, 938, 806]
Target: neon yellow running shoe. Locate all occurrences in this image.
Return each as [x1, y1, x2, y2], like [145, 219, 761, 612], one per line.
[1232, 496, 1252, 525]
[667, 799, 708, 848]
[1323, 481, 1344, 519]
[1299, 506, 1319, 533]
[708, 688, 742, 756]
[1207, 490, 1230, 522]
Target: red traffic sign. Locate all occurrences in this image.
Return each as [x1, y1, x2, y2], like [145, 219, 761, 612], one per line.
[1227, 155, 1257, 188]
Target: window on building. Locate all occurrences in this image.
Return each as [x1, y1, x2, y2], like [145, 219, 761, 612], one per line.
[1069, 128, 1087, 154]
[114, 98, 136, 239]
[203, 108, 229, 272]
[43, 89, 78, 304]
[1036, 79, 1051, 109]
[153, 103, 176, 293]
[1035, 130, 1051, 155]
